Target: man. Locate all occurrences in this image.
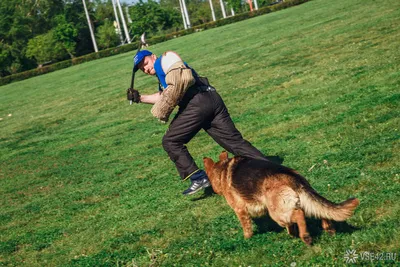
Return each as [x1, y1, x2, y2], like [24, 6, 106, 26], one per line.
[129, 50, 268, 195]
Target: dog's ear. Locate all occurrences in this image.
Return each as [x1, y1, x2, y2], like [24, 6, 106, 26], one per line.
[219, 151, 229, 162]
[203, 157, 214, 169]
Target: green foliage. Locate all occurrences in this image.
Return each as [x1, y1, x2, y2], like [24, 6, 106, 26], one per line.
[53, 14, 78, 58]
[96, 19, 120, 49]
[93, 0, 115, 23]
[0, 42, 13, 76]
[26, 31, 65, 65]
[226, 0, 243, 13]
[188, 0, 216, 25]
[0, 0, 96, 76]
[128, 0, 182, 37]
[0, 2, 33, 74]
[0, 0, 65, 75]
[0, 0, 308, 86]
[0, 0, 303, 77]
[258, 0, 277, 8]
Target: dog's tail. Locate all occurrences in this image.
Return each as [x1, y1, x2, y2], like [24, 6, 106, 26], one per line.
[298, 186, 359, 221]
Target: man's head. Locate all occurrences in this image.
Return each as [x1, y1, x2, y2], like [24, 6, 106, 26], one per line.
[133, 50, 157, 75]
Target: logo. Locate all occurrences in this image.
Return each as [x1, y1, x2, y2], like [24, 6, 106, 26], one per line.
[344, 249, 358, 263]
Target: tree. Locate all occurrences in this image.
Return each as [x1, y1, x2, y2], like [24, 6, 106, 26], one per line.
[53, 14, 78, 58]
[93, 0, 114, 24]
[0, 0, 36, 74]
[96, 19, 119, 49]
[258, 0, 276, 8]
[187, 0, 213, 25]
[64, 0, 94, 56]
[26, 30, 65, 65]
[128, 0, 181, 37]
[226, 0, 243, 13]
[0, 42, 13, 76]
[0, 0, 65, 75]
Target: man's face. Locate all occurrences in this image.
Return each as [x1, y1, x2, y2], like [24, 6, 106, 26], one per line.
[139, 54, 157, 75]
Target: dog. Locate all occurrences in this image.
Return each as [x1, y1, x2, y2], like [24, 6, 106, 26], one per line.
[203, 151, 360, 245]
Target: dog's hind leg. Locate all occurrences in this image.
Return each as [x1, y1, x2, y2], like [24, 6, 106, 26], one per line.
[291, 209, 312, 246]
[265, 187, 300, 237]
[322, 219, 336, 236]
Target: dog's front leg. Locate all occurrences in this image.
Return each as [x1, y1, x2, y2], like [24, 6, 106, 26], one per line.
[235, 208, 253, 238]
[225, 193, 253, 238]
[286, 224, 298, 237]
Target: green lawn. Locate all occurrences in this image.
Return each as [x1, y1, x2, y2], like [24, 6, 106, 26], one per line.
[1, 0, 399, 265]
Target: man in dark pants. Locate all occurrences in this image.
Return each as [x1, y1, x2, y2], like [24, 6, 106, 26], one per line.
[129, 50, 267, 195]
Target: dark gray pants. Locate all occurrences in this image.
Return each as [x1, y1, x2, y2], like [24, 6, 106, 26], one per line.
[162, 89, 265, 180]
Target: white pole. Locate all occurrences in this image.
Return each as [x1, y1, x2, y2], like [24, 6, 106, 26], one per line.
[231, 7, 235, 16]
[181, 0, 191, 28]
[111, 0, 124, 44]
[254, 0, 259, 10]
[219, 0, 226, 18]
[208, 0, 216, 21]
[178, 0, 188, 29]
[116, 0, 131, 43]
[82, 0, 98, 52]
[125, 6, 132, 24]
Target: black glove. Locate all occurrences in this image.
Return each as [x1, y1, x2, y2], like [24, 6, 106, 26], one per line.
[127, 88, 140, 103]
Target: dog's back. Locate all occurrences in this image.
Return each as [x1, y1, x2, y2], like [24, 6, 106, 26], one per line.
[229, 157, 301, 198]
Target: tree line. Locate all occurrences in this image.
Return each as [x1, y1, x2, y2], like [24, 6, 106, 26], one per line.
[0, 0, 276, 77]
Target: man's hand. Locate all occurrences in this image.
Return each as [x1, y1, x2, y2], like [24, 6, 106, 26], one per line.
[127, 88, 141, 103]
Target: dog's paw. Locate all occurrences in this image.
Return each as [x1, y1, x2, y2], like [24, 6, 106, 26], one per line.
[325, 228, 336, 236]
[301, 234, 312, 246]
[244, 231, 253, 239]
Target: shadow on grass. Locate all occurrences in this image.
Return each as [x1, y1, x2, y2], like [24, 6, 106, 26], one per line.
[253, 215, 283, 234]
[306, 218, 361, 238]
[190, 187, 216, 201]
[252, 216, 360, 238]
[307, 219, 361, 237]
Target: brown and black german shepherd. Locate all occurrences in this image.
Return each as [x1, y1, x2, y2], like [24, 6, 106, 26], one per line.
[203, 151, 360, 245]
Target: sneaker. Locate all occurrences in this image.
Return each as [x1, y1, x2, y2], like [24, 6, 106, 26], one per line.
[182, 177, 211, 195]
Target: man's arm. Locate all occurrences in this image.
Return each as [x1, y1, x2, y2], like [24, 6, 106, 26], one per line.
[140, 92, 161, 104]
[150, 61, 195, 122]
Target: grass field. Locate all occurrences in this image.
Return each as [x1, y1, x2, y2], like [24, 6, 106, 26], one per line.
[1, 0, 399, 265]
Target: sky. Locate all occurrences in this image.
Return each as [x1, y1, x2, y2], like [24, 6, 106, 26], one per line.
[119, 0, 137, 4]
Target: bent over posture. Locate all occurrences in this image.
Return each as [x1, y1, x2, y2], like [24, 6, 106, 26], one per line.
[129, 50, 267, 195]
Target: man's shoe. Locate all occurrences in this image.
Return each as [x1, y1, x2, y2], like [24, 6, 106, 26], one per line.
[183, 178, 211, 195]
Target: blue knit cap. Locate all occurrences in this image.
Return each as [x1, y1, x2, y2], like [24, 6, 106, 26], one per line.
[133, 50, 152, 72]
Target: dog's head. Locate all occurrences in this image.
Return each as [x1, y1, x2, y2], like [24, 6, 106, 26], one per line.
[203, 151, 230, 194]
[203, 151, 229, 170]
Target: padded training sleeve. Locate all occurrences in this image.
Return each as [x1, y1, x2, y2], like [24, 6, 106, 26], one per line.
[161, 52, 183, 74]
